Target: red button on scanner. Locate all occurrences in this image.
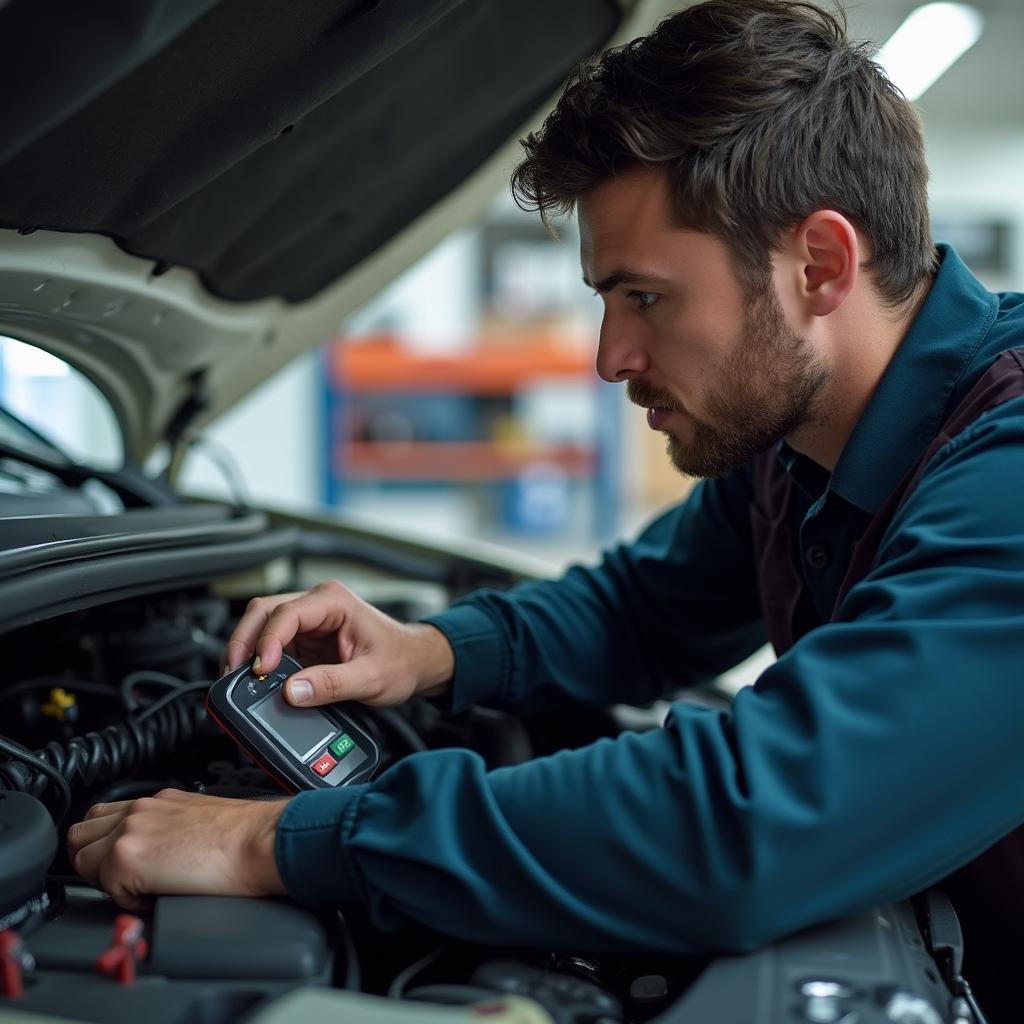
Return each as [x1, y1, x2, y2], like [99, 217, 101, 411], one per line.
[310, 752, 337, 777]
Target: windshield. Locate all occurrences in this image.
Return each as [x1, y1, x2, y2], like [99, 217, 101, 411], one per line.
[0, 403, 68, 461]
[0, 336, 123, 468]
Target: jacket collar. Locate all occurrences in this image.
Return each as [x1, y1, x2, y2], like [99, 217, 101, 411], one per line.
[783, 244, 998, 515]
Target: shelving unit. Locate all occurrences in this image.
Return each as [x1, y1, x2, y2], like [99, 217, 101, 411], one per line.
[327, 335, 593, 393]
[342, 441, 595, 482]
[320, 333, 621, 541]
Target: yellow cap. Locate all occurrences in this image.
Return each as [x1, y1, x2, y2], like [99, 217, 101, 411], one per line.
[41, 687, 77, 722]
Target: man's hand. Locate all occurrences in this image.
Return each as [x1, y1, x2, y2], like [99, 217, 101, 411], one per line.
[223, 579, 455, 709]
[67, 789, 289, 911]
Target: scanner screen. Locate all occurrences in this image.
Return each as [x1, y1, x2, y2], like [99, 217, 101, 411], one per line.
[249, 687, 336, 762]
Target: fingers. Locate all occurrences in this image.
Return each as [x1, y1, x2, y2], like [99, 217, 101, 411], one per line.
[253, 585, 354, 672]
[224, 582, 417, 709]
[223, 592, 303, 673]
[66, 799, 134, 870]
[71, 831, 115, 887]
[68, 808, 123, 854]
[85, 799, 133, 820]
[223, 583, 353, 676]
[67, 800, 140, 885]
[284, 658, 393, 708]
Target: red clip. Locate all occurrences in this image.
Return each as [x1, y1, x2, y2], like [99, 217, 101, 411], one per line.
[96, 914, 148, 985]
[0, 930, 31, 999]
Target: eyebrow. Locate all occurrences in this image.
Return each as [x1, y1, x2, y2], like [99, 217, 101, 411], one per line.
[582, 269, 671, 293]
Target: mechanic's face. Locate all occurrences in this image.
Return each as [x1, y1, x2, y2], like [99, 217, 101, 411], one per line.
[578, 167, 831, 478]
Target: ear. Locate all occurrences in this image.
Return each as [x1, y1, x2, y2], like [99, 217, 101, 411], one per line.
[789, 211, 859, 317]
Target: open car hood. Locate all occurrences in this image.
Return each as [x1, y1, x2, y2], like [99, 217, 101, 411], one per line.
[0, 0, 673, 464]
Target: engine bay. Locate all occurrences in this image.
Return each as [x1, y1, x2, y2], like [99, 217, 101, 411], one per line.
[0, 574, 706, 1022]
[0, 548, 980, 1023]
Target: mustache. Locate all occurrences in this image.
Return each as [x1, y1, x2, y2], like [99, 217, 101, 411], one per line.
[626, 379, 683, 413]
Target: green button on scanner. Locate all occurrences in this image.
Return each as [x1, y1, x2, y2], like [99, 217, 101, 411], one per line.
[329, 733, 355, 758]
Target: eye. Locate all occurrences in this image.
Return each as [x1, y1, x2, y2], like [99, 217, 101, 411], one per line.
[629, 290, 659, 309]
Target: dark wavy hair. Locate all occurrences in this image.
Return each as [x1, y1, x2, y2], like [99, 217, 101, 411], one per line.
[511, 0, 937, 306]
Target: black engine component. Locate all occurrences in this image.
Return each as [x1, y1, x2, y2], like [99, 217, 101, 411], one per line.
[16, 891, 333, 1024]
[0, 790, 57, 929]
[27, 894, 330, 984]
[147, 896, 329, 981]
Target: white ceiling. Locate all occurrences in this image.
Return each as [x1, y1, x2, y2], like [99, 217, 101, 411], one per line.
[842, 0, 1024, 126]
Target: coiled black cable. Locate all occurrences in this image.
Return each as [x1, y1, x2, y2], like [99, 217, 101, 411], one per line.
[0, 734, 73, 823]
[0, 680, 211, 825]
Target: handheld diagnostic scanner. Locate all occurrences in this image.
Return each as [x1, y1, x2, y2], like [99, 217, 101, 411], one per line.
[205, 654, 380, 792]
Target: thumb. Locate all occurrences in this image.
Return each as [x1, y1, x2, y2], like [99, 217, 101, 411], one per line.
[283, 660, 380, 707]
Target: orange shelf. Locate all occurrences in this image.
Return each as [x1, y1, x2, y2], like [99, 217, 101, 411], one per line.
[331, 334, 595, 394]
[338, 441, 595, 481]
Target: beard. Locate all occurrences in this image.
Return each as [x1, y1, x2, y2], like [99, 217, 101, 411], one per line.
[627, 285, 831, 479]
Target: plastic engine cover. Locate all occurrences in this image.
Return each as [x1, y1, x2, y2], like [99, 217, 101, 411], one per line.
[0, 790, 57, 926]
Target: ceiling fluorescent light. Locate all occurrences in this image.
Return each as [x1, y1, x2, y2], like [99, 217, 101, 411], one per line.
[875, 2, 984, 102]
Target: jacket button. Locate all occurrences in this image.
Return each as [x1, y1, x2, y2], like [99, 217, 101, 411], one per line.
[806, 544, 831, 570]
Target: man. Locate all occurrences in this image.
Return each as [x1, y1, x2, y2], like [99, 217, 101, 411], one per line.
[68, 0, 1024, 1015]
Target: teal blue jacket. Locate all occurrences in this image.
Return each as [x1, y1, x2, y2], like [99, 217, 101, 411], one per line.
[274, 246, 1024, 953]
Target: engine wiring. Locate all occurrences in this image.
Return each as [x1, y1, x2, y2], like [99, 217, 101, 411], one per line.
[0, 660, 431, 827]
[119, 669, 204, 712]
[335, 912, 362, 992]
[387, 943, 448, 999]
[0, 733, 73, 823]
[0, 673, 210, 824]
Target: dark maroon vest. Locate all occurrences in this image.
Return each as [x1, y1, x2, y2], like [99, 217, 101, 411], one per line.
[750, 348, 1024, 1018]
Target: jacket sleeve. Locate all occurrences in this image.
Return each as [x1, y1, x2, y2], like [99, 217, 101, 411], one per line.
[421, 465, 767, 714]
[275, 400, 1024, 954]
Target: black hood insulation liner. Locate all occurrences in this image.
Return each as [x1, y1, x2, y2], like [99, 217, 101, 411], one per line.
[0, 0, 620, 302]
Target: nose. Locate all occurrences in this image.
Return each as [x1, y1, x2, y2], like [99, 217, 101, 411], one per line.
[595, 310, 650, 383]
